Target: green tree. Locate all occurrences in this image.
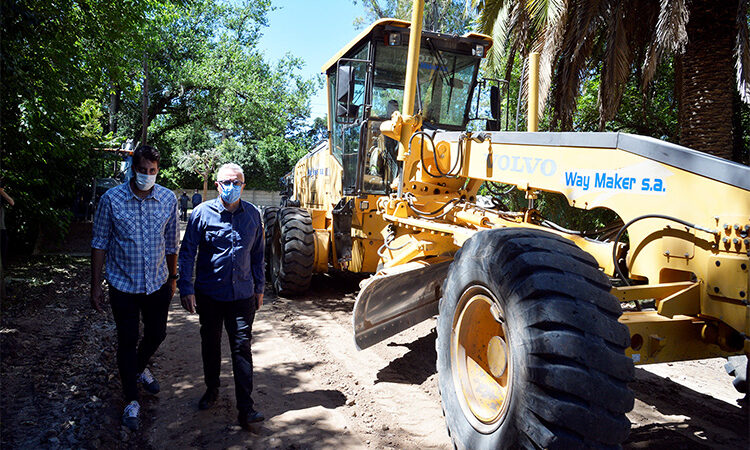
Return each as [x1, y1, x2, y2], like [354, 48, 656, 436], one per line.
[353, 0, 475, 34]
[177, 147, 222, 196]
[1, 0, 319, 256]
[124, 1, 317, 190]
[0, 0, 168, 251]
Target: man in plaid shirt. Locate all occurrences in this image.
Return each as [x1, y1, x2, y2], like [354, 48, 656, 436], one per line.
[90, 145, 179, 431]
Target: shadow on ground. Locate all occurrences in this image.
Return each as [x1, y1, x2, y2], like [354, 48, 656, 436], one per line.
[375, 329, 437, 385]
[141, 301, 355, 449]
[625, 367, 747, 449]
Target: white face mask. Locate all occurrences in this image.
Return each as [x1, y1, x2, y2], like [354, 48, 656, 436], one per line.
[134, 172, 156, 191]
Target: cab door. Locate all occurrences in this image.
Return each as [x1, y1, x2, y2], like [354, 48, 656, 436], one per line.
[331, 43, 371, 196]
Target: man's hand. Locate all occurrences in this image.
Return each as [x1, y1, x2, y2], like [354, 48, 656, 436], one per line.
[256, 293, 264, 310]
[181, 294, 196, 314]
[91, 283, 105, 313]
[169, 279, 177, 298]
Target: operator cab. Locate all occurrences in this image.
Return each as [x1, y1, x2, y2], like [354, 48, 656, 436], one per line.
[322, 19, 494, 196]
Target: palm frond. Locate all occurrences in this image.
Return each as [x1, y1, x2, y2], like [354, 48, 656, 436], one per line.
[598, 1, 635, 127]
[550, 0, 603, 129]
[473, 0, 510, 35]
[536, 0, 568, 118]
[527, 0, 566, 29]
[628, 0, 660, 72]
[642, 0, 688, 87]
[736, 0, 750, 104]
[487, 1, 514, 73]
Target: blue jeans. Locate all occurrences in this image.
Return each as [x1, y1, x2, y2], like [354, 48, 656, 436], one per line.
[196, 292, 257, 413]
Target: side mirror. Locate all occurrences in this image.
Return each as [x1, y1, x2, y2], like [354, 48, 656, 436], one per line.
[489, 85, 500, 120]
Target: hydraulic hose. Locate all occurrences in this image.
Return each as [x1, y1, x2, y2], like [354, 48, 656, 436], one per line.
[612, 214, 717, 285]
[411, 131, 465, 178]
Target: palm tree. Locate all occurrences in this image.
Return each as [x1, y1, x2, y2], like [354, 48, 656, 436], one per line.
[473, 0, 750, 161]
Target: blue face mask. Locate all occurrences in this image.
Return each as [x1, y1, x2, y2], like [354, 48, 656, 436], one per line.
[219, 183, 242, 204]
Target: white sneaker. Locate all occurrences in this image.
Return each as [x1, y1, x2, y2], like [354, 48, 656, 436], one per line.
[122, 400, 140, 431]
[138, 368, 160, 394]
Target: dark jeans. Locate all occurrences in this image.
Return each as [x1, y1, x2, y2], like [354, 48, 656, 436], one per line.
[110, 282, 172, 402]
[195, 292, 257, 413]
[180, 208, 188, 221]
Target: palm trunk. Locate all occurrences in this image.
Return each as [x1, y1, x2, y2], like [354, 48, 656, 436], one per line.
[678, 0, 739, 160]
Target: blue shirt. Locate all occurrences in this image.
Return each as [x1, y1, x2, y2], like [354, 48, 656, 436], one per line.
[91, 182, 179, 294]
[178, 198, 264, 301]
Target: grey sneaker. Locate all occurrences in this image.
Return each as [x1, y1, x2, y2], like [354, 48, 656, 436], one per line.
[122, 400, 140, 431]
[138, 368, 160, 394]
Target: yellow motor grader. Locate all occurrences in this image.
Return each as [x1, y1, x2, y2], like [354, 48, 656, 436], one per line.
[264, 1, 750, 448]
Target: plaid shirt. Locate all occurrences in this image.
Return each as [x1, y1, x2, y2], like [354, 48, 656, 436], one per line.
[91, 182, 179, 294]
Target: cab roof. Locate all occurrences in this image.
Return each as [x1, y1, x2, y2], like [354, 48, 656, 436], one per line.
[321, 18, 493, 74]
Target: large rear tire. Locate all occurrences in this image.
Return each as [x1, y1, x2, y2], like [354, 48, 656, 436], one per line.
[262, 206, 280, 281]
[270, 207, 314, 296]
[437, 228, 634, 449]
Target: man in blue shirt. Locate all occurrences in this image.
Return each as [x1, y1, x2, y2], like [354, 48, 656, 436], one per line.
[191, 189, 202, 209]
[90, 145, 179, 431]
[178, 163, 265, 428]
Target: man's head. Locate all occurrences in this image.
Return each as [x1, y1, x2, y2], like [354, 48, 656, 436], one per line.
[194, 189, 198, 194]
[387, 99, 399, 117]
[132, 145, 160, 175]
[215, 163, 245, 205]
[131, 145, 160, 191]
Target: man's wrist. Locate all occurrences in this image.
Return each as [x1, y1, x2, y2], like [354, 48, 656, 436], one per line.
[168, 273, 179, 280]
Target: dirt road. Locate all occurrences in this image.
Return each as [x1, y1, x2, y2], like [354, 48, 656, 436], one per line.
[145, 273, 748, 449]
[1, 256, 748, 449]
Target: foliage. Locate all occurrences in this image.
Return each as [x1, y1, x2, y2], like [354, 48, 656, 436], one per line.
[352, 0, 475, 34]
[0, 0, 164, 251]
[177, 147, 223, 191]
[574, 61, 678, 140]
[1, 0, 320, 254]
[127, 1, 318, 191]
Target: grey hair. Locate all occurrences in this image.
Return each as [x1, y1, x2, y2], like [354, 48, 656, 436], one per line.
[217, 163, 244, 180]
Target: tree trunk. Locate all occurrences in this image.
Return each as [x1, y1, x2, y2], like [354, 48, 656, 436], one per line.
[678, 0, 738, 160]
[141, 55, 149, 146]
[108, 83, 120, 134]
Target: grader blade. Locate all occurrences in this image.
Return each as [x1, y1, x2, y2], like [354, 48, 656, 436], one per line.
[353, 258, 452, 350]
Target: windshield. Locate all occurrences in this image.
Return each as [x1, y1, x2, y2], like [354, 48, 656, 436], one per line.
[371, 42, 478, 128]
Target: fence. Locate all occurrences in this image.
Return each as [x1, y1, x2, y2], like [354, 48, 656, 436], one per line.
[173, 189, 282, 208]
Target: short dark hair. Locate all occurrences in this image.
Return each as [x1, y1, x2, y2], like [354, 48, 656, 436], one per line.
[133, 145, 160, 168]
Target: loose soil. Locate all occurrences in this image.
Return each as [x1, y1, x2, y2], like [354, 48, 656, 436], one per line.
[1, 251, 748, 449]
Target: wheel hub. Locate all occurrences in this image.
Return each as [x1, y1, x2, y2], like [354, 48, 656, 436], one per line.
[451, 287, 511, 431]
[487, 336, 508, 378]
